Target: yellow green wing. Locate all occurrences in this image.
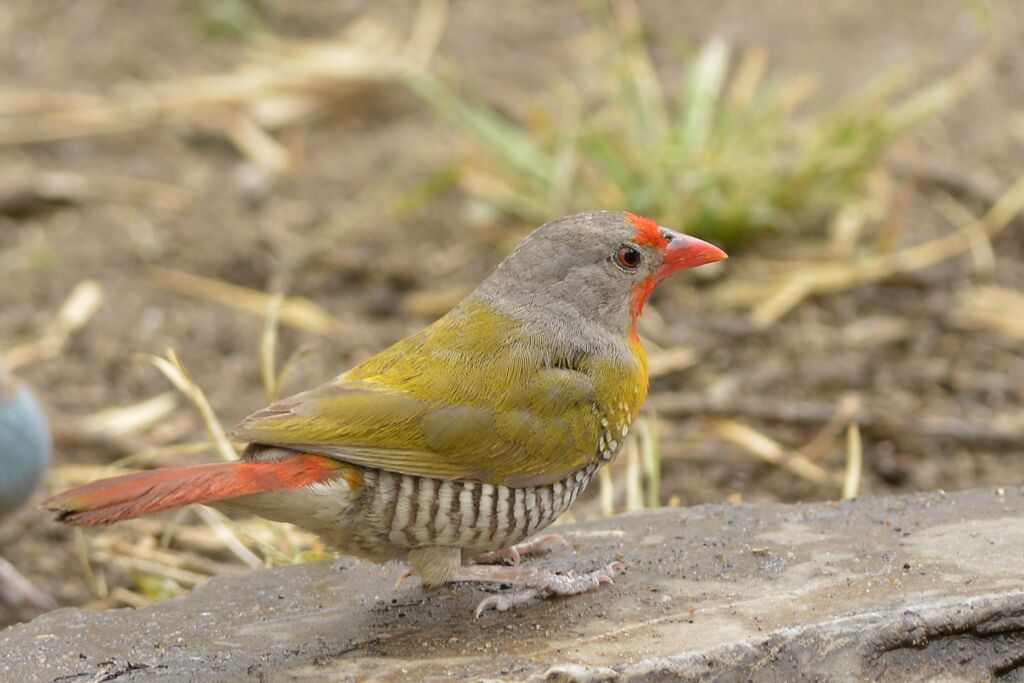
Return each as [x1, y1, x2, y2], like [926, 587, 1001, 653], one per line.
[229, 302, 641, 487]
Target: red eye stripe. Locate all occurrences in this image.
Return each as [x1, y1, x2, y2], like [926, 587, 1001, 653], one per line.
[625, 212, 668, 249]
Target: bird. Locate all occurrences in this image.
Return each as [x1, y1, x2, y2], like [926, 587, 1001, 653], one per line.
[45, 211, 727, 616]
[0, 362, 55, 609]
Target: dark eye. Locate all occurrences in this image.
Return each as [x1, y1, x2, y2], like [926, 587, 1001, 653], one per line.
[613, 244, 642, 271]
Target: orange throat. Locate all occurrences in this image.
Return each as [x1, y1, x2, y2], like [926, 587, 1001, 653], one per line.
[628, 275, 658, 341]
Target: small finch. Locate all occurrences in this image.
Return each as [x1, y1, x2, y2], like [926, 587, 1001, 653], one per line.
[46, 211, 726, 616]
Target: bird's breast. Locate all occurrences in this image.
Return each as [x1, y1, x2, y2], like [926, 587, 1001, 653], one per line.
[587, 337, 649, 465]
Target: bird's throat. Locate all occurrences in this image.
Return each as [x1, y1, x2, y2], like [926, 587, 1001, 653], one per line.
[628, 275, 658, 342]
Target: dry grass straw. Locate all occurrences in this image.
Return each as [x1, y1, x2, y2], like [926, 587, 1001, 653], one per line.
[191, 507, 263, 569]
[842, 423, 863, 500]
[148, 266, 344, 337]
[640, 417, 662, 509]
[76, 393, 178, 438]
[713, 419, 842, 487]
[259, 293, 286, 403]
[258, 293, 310, 403]
[598, 466, 615, 518]
[62, 303, 326, 607]
[594, 417, 661, 516]
[624, 437, 643, 512]
[646, 346, 697, 379]
[0, 0, 448, 174]
[0, 557, 56, 609]
[951, 286, 1024, 341]
[141, 349, 238, 462]
[135, 341, 322, 565]
[714, 169, 1024, 326]
[2, 280, 104, 371]
[711, 393, 864, 493]
[0, 170, 192, 213]
[801, 394, 862, 462]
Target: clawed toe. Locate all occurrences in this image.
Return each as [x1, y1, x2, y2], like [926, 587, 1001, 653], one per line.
[474, 545, 521, 565]
[474, 588, 541, 617]
[472, 534, 570, 566]
[471, 561, 625, 617]
[394, 568, 416, 590]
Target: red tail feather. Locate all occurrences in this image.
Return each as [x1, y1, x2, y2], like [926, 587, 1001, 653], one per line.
[44, 454, 339, 526]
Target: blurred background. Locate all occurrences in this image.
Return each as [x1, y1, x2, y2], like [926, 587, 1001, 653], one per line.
[0, 0, 1021, 627]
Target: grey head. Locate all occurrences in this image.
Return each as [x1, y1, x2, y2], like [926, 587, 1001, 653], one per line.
[469, 211, 727, 346]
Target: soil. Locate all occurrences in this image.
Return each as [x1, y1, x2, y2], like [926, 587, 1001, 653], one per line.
[1, 0, 1022, 629]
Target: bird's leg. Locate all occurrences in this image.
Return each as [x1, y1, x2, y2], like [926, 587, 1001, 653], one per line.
[398, 546, 623, 616]
[394, 568, 415, 590]
[0, 556, 55, 610]
[397, 536, 569, 587]
[471, 534, 569, 565]
[403, 546, 462, 588]
[452, 561, 625, 617]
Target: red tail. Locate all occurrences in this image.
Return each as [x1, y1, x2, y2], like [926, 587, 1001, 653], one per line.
[44, 454, 339, 526]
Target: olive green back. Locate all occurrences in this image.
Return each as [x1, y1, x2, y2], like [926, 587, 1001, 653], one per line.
[230, 301, 647, 487]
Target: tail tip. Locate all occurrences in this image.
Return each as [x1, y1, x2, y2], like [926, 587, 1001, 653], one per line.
[41, 494, 95, 526]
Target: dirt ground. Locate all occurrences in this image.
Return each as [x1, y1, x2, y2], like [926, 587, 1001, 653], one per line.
[1, 0, 1022, 628]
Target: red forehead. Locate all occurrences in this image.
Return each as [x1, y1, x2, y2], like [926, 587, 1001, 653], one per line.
[625, 212, 668, 249]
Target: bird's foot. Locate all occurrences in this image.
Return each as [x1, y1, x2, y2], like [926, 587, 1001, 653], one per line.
[0, 557, 56, 610]
[394, 568, 415, 590]
[471, 534, 569, 565]
[450, 561, 624, 617]
[394, 534, 569, 589]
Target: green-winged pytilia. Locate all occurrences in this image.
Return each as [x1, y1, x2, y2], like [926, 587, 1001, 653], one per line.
[46, 211, 726, 616]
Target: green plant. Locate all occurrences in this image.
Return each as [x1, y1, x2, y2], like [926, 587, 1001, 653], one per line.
[409, 3, 982, 247]
[180, 0, 270, 41]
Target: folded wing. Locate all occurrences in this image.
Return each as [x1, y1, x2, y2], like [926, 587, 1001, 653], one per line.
[230, 303, 606, 487]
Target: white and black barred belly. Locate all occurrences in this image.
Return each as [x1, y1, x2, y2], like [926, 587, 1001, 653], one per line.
[343, 464, 599, 559]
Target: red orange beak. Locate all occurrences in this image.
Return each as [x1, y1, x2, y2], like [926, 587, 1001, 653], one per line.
[655, 227, 728, 280]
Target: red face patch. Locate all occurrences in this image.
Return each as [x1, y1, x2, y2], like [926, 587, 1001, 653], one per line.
[625, 212, 668, 250]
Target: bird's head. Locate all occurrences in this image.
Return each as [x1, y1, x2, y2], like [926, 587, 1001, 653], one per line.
[474, 211, 727, 342]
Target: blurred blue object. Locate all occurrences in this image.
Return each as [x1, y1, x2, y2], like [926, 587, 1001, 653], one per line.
[0, 362, 55, 609]
[0, 365, 52, 519]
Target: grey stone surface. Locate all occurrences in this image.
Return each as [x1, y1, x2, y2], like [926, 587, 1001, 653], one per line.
[2, 487, 1024, 682]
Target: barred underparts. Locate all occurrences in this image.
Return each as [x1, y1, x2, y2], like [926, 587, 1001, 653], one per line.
[340, 464, 599, 559]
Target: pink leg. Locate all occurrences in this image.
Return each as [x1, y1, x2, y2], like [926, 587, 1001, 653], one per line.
[472, 534, 569, 565]
[394, 568, 415, 589]
[453, 561, 625, 617]
[394, 534, 571, 588]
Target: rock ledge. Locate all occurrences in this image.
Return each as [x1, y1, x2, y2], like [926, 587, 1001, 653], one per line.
[2, 487, 1023, 681]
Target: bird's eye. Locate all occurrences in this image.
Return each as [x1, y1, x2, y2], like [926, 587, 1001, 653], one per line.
[613, 244, 642, 271]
